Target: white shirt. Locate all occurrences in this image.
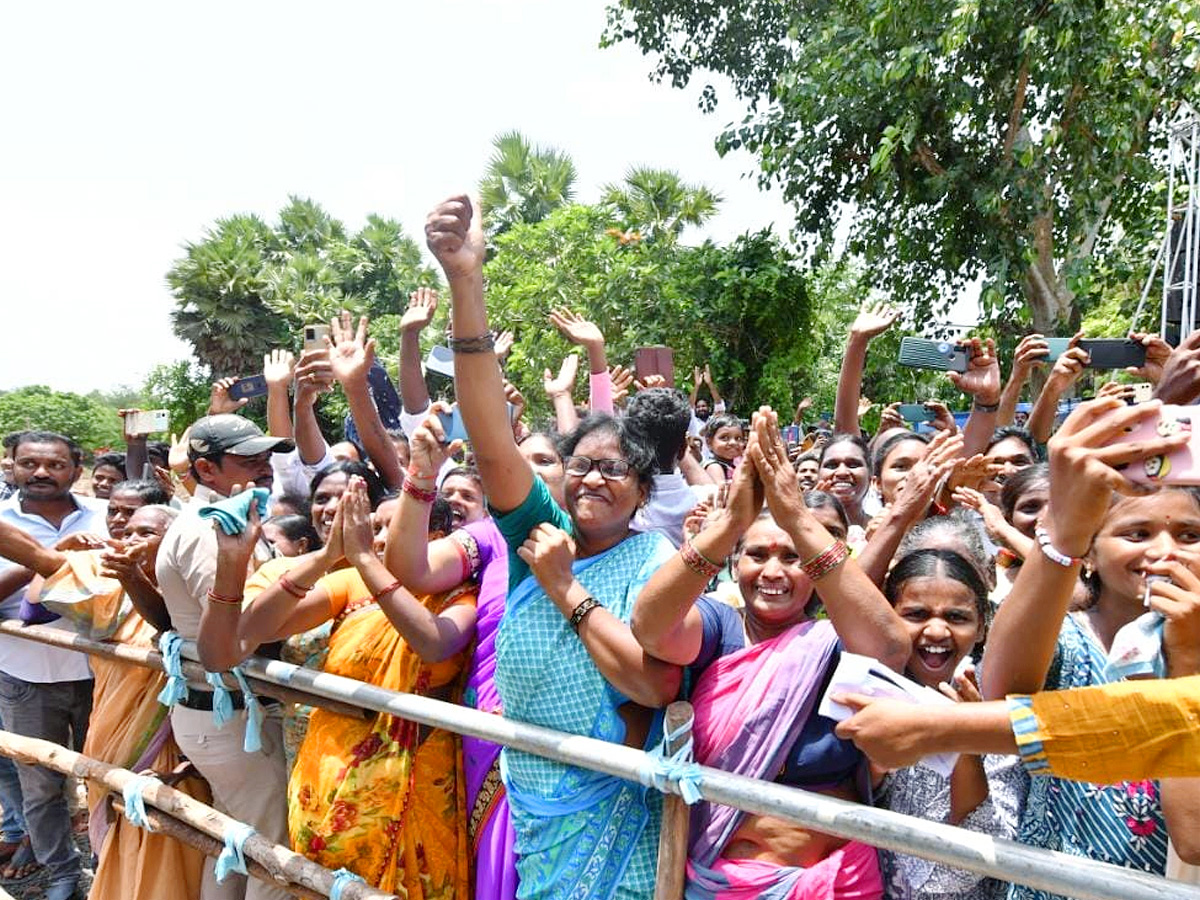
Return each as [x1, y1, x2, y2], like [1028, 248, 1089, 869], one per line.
[0, 492, 107, 682]
[270, 446, 334, 500]
[631, 472, 711, 549]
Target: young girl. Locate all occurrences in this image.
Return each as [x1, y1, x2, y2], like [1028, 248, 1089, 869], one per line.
[982, 398, 1200, 896]
[703, 413, 745, 483]
[878, 548, 1026, 900]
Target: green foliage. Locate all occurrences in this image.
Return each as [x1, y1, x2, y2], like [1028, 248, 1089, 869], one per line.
[603, 0, 1199, 332]
[167, 197, 436, 376]
[480, 130, 579, 238]
[0, 386, 126, 455]
[141, 361, 214, 434]
[601, 166, 723, 243]
[484, 203, 821, 421]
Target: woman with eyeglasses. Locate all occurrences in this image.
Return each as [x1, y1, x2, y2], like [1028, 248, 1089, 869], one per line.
[425, 195, 683, 900]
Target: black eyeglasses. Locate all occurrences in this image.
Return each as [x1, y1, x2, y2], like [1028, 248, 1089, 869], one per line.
[564, 456, 632, 480]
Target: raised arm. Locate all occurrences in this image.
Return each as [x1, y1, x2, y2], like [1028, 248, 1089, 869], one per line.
[292, 348, 334, 466]
[329, 313, 403, 491]
[543, 353, 581, 434]
[263, 349, 296, 439]
[399, 288, 438, 415]
[751, 408, 911, 670]
[384, 412, 474, 594]
[980, 398, 1188, 699]
[951, 337, 1002, 456]
[996, 335, 1048, 427]
[835, 302, 899, 435]
[426, 196, 532, 512]
[632, 437, 761, 665]
[1027, 335, 1086, 444]
[343, 478, 474, 662]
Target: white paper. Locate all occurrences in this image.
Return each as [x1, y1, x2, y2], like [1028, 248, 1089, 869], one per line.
[818, 651, 960, 777]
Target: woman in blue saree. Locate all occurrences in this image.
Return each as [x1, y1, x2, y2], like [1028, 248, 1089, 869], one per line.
[425, 195, 683, 900]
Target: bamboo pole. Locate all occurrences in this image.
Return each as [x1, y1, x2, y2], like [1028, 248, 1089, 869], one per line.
[0, 620, 367, 720]
[2, 621, 1196, 900]
[653, 701, 692, 900]
[110, 799, 325, 900]
[0, 730, 395, 900]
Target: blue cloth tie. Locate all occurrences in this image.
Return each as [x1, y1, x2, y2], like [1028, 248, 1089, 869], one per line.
[204, 672, 235, 728]
[157, 631, 188, 708]
[231, 667, 264, 753]
[121, 775, 158, 831]
[330, 868, 367, 900]
[198, 487, 271, 535]
[215, 822, 256, 882]
[636, 713, 703, 805]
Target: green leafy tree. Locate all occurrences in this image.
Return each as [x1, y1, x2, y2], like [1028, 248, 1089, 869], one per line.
[601, 166, 723, 244]
[479, 130, 579, 238]
[483, 202, 819, 418]
[603, 0, 1199, 332]
[168, 198, 435, 377]
[0, 386, 126, 455]
[141, 361, 214, 434]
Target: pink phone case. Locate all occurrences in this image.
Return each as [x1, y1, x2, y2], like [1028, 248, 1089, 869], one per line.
[1114, 405, 1200, 484]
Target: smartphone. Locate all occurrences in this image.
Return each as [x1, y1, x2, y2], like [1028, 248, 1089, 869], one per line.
[1112, 404, 1200, 485]
[1043, 337, 1072, 365]
[634, 346, 675, 388]
[1079, 338, 1146, 370]
[435, 406, 469, 444]
[303, 324, 331, 352]
[898, 337, 969, 373]
[1129, 382, 1154, 403]
[125, 409, 170, 434]
[782, 425, 802, 445]
[228, 374, 269, 401]
[897, 403, 936, 423]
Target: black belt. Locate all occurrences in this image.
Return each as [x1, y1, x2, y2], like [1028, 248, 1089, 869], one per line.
[178, 689, 279, 712]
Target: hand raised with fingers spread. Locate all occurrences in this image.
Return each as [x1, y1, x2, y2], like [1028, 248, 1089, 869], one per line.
[494, 330, 516, 361]
[329, 312, 375, 386]
[340, 477, 377, 565]
[608, 364, 635, 404]
[850, 301, 901, 340]
[263, 349, 296, 389]
[549, 308, 605, 349]
[543, 353, 580, 398]
[635, 373, 668, 392]
[425, 195, 486, 281]
[400, 287, 439, 333]
[209, 378, 248, 415]
[952, 485, 1009, 541]
[693, 366, 704, 390]
[748, 407, 805, 525]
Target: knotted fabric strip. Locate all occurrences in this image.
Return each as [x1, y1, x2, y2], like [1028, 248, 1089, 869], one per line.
[215, 822, 256, 882]
[636, 712, 703, 805]
[156, 630, 188, 707]
[121, 774, 158, 832]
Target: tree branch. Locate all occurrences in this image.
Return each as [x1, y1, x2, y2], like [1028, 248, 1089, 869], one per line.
[1002, 58, 1030, 161]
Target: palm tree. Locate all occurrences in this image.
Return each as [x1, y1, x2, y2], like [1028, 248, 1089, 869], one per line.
[601, 166, 722, 243]
[480, 130, 578, 237]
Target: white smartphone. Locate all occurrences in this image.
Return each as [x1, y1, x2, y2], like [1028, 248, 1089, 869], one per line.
[125, 409, 170, 435]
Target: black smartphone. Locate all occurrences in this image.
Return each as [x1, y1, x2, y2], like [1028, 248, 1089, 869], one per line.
[1078, 339, 1146, 370]
[228, 374, 269, 401]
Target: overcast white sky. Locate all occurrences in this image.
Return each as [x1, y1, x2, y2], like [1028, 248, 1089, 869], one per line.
[0, 0, 804, 394]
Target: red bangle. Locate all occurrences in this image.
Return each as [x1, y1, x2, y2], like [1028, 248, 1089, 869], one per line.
[206, 589, 243, 607]
[278, 574, 311, 598]
[402, 477, 438, 504]
[372, 579, 402, 603]
[406, 463, 437, 481]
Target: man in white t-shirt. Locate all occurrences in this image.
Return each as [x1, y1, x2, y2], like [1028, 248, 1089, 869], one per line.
[0, 431, 107, 900]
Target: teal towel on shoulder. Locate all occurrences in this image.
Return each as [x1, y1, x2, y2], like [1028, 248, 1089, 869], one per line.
[198, 487, 271, 535]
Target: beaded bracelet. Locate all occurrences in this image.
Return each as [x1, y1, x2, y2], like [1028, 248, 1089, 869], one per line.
[372, 579, 403, 603]
[569, 596, 601, 632]
[1034, 525, 1083, 568]
[206, 589, 243, 607]
[402, 477, 438, 504]
[448, 332, 496, 354]
[680, 540, 722, 579]
[278, 574, 311, 599]
[802, 540, 850, 581]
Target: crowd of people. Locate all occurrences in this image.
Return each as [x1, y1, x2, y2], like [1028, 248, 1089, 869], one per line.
[1, 192, 1199, 900]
